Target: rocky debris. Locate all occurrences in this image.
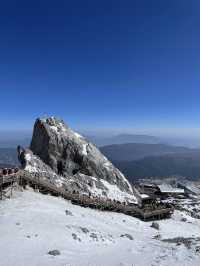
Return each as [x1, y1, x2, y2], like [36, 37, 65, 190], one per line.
[195, 246, 200, 253]
[120, 234, 134, 240]
[48, 250, 61, 256]
[191, 212, 200, 219]
[19, 117, 136, 203]
[65, 209, 73, 216]
[80, 227, 90, 234]
[176, 204, 200, 219]
[89, 232, 98, 241]
[161, 237, 200, 249]
[181, 217, 187, 222]
[151, 222, 160, 230]
[72, 233, 81, 242]
[153, 234, 161, 240]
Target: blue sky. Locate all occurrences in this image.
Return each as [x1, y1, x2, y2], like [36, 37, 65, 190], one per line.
[1, 0, 200, 136]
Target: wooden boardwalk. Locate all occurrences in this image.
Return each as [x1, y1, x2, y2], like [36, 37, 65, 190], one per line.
[0, 169, 174, 221]
[20, 171, 174, 221]
[0, 168, 20, 199]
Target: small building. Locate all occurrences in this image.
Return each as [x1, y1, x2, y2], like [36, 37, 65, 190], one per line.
[157, 184, 184, 198]
[178, 182, 200, 197]
[132, 187, 155, 207]
[136, 182, 159, 196]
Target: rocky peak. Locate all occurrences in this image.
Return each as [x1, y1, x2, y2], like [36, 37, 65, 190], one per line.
[20, 117, 136, 202]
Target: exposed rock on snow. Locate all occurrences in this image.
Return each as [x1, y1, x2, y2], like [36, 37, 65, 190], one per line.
[19, 117, 136, 203]
[151, 222, 160, 230]
[19, 149, 68, 188]
[120, 234, 134, 240]
[161, 237, 200, 250]
[65, 209, 73, 216]
[48, 250, 61, 256]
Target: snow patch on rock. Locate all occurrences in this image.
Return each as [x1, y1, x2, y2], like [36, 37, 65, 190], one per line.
[74, 132, 84, 139]
[82, 144, 88, 156]
[100, 179, 135, 203]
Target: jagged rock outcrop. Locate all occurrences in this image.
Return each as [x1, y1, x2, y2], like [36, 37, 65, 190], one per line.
[19, 117, 136, 202]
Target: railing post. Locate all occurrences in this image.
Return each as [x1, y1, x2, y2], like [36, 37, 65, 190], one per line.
[10, 180, 13, 198]
[0, 175, 3, 200]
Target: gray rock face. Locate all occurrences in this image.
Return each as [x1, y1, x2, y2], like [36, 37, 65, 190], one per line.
[30, 117, 132, 191]
[20, 117, 136, 202]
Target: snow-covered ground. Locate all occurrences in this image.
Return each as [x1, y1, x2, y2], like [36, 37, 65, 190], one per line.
[1, 189, 200, 266]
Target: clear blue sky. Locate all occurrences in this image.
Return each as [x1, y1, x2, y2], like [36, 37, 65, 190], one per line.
[1, 0, 200, 135]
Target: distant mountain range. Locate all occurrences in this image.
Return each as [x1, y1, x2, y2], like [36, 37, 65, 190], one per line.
[0, 132, 160, 148]
[0, 163, 16, 168]
[0, 148, 19, 166]
[0, 138, 30, 148]
[100, 143, 200, 181]
[87, 134, 160, 147]
[113, 151, 200, 182]
[1, 133, 200, 182]
[86, 134, 200, 148]
[100, 143, 194, 161]
[0, 130, 31, 148]
[1, 131, 200, 148]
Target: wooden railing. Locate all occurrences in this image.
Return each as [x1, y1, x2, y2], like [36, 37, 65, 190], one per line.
[0, 169, 174, 220]
[0, 168, 20, 200]
[19, 171, 174, 221]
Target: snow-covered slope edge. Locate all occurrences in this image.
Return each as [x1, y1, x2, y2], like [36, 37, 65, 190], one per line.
[1, 189, 200, 266]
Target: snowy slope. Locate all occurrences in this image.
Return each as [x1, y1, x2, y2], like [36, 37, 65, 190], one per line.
[1, 189, 200, 266]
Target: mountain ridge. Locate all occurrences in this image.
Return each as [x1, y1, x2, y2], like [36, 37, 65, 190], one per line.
[113, 151, 200, 181]
[100, 143, 197, 162]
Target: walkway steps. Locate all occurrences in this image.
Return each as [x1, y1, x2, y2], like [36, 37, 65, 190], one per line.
[19, 171, 174, 221]
[0, 169, 174, 220]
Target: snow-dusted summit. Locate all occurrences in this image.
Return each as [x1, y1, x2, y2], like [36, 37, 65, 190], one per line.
[20, 117, 136, 203]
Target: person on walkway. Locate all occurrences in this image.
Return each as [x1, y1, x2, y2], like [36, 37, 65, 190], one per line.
[57, 160, 64, 176]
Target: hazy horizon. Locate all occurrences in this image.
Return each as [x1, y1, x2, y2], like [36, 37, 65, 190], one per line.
[2, 124, 200, 139]
[2, 124, 200, 149]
